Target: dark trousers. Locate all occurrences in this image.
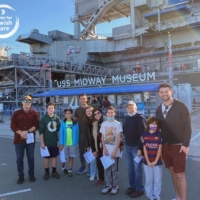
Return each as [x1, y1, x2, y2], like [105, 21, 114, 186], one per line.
[96, 152, 104, 180]
[79, 134, 86, 167]
[15, 143, 35, 177]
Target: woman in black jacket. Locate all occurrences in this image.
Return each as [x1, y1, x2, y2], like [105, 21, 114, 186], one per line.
[84, 106, 97, 181]
[90, 108, 107, 186]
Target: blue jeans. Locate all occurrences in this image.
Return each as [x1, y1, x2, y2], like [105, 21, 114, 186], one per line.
[90, 158, 97, 176]
[15, 143, 35, 176]
[125, 145, 144, 192]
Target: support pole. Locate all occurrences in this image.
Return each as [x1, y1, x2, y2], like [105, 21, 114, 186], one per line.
[15, 67, 18, 108]
[74, 1, 80, 40]
[130, 0, 135, 38]
[168, 32, 173, 89]
[49, 66, 52, 89]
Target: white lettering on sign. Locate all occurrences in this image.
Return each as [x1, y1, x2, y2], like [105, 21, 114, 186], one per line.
[111, 73, 155, 84]
[56, 72, 156, 88]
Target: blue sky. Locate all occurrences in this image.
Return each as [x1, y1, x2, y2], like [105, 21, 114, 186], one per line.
[0, 0, 130, 55]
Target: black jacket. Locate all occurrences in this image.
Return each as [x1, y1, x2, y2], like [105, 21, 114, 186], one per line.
[123, 113, 146, 150]
[156, 99, 191, 147]
[84, 119, 93, 149]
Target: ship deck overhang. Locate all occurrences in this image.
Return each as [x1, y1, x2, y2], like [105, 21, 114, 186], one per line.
[16, 32, 50, 45]
[32, 83, 159, 97]
[143, 5, 191, 21]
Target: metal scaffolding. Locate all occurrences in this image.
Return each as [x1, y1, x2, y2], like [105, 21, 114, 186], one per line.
[0, 53, 109, 108]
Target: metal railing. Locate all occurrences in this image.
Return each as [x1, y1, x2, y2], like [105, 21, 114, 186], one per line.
[2, 106, 199, 129]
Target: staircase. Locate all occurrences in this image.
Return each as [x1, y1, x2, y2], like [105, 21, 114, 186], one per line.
[17, 87, 45, 101]
[0, 70, 15, 82]
[18, 68, 42, 86]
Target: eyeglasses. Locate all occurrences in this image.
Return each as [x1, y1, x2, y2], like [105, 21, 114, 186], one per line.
[94, 112, 101, 116]
[24, 100, 32, 103]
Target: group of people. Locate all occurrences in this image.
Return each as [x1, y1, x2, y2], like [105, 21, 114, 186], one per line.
[87, 95, 111, 109]
[10, 82, 191, 200]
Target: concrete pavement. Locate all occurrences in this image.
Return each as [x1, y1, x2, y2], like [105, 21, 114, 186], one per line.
[0, 114, 200, 199]
[1, 137, 200, 200]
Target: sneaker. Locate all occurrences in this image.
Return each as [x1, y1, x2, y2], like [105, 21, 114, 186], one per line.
[29, 175, 36, 182]
[89, 175, 95, 181]
[86, 171, 90, 177]
[52, 171, 60, 179]
[77, 166, 86, 175]
[68, 171, 73, 179]
[126, 187, 135, 195]
[17, 176, 24, 184]
[110, 186, 118, 195]
[94, 179, 104, 186]
[63, 168, 68, 174]
[101, 186, 112, 194]
[130, 191, 144, 198]
[43, 172, 50, 180]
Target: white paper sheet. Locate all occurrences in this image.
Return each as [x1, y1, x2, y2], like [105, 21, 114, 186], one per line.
[40, 146, 50, 157]
[134, 156, 143, 163]
[84, 150, 95, 164]
[26, 133, 34, 144]
[100, 155, 115, 169]
[60, 149, 66, 163]
[119, 150, 123, 159]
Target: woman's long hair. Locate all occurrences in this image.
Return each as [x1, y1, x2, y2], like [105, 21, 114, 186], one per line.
[84, 106, 94, 125]
[92, 108, 103, 123]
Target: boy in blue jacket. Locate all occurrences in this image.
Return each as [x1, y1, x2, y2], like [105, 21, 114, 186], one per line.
[59, 108, 79, 179]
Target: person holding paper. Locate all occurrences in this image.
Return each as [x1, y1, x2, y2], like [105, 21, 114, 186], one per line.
[59, 108, 79, 179]
[123, 101, 146, 198]
[100, 106, 122, 195]
[90, 108, 107, 187]
[39, 102, 61, 180]
[84, 106, 97, 181]
[10, 95, 39, 184]
[142, 116, 162, 200]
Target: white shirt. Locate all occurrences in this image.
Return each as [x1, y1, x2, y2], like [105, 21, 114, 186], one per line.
[162, 103, 172, 118]
[100, 120, 122, 157]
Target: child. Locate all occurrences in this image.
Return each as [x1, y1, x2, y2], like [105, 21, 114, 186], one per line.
[142, 116, 162, 200]
[39, 102, 60, 180]
[59, 108, 79, 179]
[100, 106, 122, 195]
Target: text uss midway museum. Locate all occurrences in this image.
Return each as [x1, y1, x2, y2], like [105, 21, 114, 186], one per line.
[57, 72, 155, 87]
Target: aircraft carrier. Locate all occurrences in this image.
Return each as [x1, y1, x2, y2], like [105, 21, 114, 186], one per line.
[0, 0, 200, 116]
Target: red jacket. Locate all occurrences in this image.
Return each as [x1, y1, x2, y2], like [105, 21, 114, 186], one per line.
[10, 108, 39, 144]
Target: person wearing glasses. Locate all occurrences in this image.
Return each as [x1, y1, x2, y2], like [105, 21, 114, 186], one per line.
[10, 95, 39, 184]
[39, 102, 61, 180]
[90, 108, 107, 186]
